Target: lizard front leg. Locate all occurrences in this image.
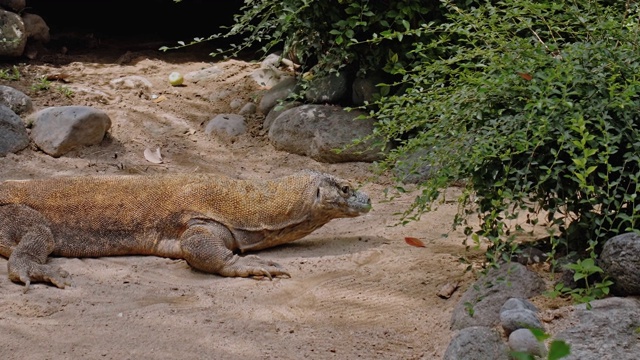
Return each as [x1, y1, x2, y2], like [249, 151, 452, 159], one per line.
[0, 204, 70, 291]
[179, 221, 290, 279]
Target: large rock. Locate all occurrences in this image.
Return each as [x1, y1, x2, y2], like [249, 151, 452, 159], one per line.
[22, 13, 50, 42]
[0, 104, 29, 156]
[556, 297, 640, 360]
[0, 9, 26, 57]
[28, 106, 111, 157]
[0, 0, 25, 12]
[443, 326, 509, 360]
[268, 104, 385, 163]
[600, 232, 640, 295]
[0, 85, 32, 115]
[450, 262, 545, 330]
[305, 71, 349, 104]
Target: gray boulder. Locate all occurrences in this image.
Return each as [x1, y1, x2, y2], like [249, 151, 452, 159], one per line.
[0, 0, 25, 11]
[263, 101, 301, 132]
[443, 326, 509, 360]
[305, 71, 349, 104]
[268, 104, 385, 163]
[451, 262, 545, 330]
[22, 13, 50, 43]
[600, 232, 640, 295]
[0, 85, 32, 115]
[28, 106, 111, 157]
[0, 9, 26, 57]
[0, 104, 29, 156]
[556, 297, 640, 360]
[258, 76, 298, 114]
[205, 114, 246, 138]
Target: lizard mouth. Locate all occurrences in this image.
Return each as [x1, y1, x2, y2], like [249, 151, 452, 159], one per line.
[347, 192, 372, 215]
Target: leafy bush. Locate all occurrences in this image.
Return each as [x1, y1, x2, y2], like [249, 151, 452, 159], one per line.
[372, 0, 640, 288]
[165, 0, 437, 76]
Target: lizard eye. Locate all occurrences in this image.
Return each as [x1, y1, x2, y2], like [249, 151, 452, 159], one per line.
[341, 185, 350, 195]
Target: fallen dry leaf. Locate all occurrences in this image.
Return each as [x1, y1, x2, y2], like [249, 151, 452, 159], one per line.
[436, 282, 460, 299]
[404, 236, 426, 248]
[517, 72, 533, 81]
[153, 95, 167, 103]
[143, 147, 163, 164]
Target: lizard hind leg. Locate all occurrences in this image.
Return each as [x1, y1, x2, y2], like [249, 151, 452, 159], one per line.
[180, 221, 290, 279]
[0, 204, 70, 291]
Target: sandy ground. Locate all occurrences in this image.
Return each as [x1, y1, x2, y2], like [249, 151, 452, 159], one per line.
[0, 44, 482, 359]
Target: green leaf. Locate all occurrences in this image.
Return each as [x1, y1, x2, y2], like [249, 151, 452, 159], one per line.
[548, 340, 571, 360]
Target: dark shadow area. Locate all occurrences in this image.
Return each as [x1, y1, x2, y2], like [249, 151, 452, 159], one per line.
[24, 0, 246, 62]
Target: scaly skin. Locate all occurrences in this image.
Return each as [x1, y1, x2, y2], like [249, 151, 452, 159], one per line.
[0, 170, 371, 290]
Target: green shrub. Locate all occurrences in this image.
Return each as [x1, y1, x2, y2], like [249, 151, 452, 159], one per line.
[165, 0, 438, 76]
[372, 0, 640, 287]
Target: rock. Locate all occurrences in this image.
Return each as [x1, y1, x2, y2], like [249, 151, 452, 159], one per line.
[508, 328, 546, 357]
[556, 297, 640, 360]
[229, 98, 243, 110]
[352, 73, 388, 106]
[28, 106, 111, 157]
[0, 9, 27, 57]
[600, 232, 640, 295]
[263, 101, 301, 132]
[0, 0, 25, 11]
[500, 298, 538, 313]
[0, 104, 29, 156]
[109, 76, 153, 90]
[500, 308, 543, 335]
[258, 76, 298, 114]
[22, 13, 50, 42]
[184, 66, 222, 83]
[305, 71, 349, 104]
[443, 326, 509, 360]
[450, 262, 545, 330]
[0, 85, 33, 115]
[268, 104, 385, 163]
[251, 68, 291, 88]
[239, 102, 257, 116]
[204, 114, 246, 138]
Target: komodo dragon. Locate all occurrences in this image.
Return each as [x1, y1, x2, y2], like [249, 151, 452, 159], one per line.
[0, 170, 371, 290]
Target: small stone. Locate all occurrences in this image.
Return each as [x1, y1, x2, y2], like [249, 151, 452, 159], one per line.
[239, 102, 257, 115]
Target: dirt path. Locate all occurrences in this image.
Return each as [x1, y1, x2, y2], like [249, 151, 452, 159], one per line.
[0, 47, 476, 359]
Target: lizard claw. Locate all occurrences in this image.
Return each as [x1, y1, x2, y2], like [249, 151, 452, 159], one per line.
[220, 255, 291, 279]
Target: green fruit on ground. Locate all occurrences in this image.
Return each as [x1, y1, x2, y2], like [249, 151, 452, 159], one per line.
[168, 72, 183, 86]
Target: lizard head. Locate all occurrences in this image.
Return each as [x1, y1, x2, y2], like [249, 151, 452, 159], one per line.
[313, 173, 371, 218]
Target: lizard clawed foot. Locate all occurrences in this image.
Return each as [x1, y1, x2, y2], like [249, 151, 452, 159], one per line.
[10, 261, 71, 292]
[220, 255, 291, 280]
